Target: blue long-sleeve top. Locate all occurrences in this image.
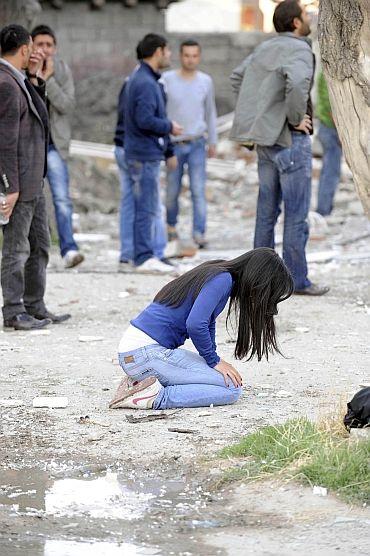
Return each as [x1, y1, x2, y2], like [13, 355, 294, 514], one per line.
[131, 272, 233, 367]
[123, 62, 174, 161]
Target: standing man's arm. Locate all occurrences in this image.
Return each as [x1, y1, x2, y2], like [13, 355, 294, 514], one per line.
[0, 84, 20, 219]
[282, 48, 313, 128]
[205, 77, 217, 157]
[134, 84, 173, 136]
[165, 139, 177, 170]
[115, 80, 127, 146]
[43, 61, 75, 115]
[230, 57, 250, 95]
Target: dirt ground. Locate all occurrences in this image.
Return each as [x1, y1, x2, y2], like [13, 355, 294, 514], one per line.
[0, 152, 369, 555]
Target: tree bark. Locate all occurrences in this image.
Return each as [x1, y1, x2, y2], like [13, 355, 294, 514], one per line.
[318, 0, 370, 218]
[0, 0, 41, 30]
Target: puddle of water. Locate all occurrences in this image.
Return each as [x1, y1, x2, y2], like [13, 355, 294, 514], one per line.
[0, 467, 213, 555]
[45, 471, 153, 520]
[0, 539, 160, 556]
[44, 540, 159, 556]
[0, 469, 153, 520]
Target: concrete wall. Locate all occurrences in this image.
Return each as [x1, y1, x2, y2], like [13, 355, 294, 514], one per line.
[35, 2, 269, 142]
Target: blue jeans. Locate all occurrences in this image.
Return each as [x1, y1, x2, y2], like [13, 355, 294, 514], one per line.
[254, 132, 312, 291]
[126, 158, 165, 266]
[118, 344, 242, 409]
[166, 138, 207, 236]
[115, 147, 166, 262]
[317, 124, 342, 216]
[47, 145, 78, 257]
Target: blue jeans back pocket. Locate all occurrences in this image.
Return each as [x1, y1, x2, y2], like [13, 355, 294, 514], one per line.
[118, 348, 149, 376]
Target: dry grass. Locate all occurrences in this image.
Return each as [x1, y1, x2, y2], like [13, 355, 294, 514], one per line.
[317, 395, 349, 438]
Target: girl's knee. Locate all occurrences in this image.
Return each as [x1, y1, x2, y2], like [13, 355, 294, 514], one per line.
[225, 386, 242, 405]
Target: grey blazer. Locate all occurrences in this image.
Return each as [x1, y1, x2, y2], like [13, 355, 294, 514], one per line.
[0, 62, 49, 201]
[229, 33, 314, 148]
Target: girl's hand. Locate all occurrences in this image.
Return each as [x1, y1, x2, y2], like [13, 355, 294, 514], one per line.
[214, 359, 243, 388]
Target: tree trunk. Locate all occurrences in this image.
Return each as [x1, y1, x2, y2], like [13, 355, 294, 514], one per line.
[318, 0, 370, 218]
[0, 0, 41, 29]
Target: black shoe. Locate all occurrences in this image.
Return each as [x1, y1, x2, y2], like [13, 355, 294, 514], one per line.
[32, 310, 71, 324]
[4, 313, 51, 331]
[193, 235, 208, 249]
[294, 283, 330, 296]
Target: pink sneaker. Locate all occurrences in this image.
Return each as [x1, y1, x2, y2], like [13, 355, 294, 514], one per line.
[109, 375, 134, 408]
[109, 376, 161, 409]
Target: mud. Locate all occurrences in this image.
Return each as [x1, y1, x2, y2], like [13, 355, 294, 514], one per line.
[0, 152, 369, 555]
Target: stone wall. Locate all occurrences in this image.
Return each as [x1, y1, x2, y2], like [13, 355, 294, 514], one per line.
[35, 2, 269, 142]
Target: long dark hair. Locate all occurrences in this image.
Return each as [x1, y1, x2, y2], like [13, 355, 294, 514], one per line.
[154, 248, 294, 361]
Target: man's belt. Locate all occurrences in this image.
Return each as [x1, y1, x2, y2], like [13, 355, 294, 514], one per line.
[175, 136, 204, 146]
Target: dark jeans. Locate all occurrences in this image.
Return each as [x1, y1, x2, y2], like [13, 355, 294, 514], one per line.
[254, 132, 312, 291]
[1, 194, 50, 320]
[317, 123, 342, 216]
[126, 158, 162, 266]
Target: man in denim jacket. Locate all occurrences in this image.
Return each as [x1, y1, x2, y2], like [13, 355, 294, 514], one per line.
[230, 0, 328, 296]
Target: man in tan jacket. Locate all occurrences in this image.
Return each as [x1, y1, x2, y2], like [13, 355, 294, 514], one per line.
[32, 24, 84, 269]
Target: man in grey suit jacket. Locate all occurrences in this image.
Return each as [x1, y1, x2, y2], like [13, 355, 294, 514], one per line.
[32, 24, 84, 269]
[0, 24, 69, 330]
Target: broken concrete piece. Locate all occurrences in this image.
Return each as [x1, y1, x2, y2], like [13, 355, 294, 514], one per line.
[350, 428, 370, 441]
[274, 390, 293, 398]
[78, 336, 104, 343]
[0, 399, 24, 407]
[32, 397, 68, 408]
[313, 486, 328, 497]
[118, 291, 130, 299]
[294, 327, 310, 333]
[30, 329, 51, 336]
[87, 435, 104, 442]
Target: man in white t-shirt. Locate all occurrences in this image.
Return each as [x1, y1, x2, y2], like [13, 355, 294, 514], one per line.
[161, 40, 217, 249]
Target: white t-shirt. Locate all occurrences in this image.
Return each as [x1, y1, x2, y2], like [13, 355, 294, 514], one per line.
[118, 324, 158, 353]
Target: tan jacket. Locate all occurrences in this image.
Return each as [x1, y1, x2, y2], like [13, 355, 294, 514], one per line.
[46, 57, 75, 159]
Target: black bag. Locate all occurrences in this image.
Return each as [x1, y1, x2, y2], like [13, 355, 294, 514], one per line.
[344, 387, 370, 430]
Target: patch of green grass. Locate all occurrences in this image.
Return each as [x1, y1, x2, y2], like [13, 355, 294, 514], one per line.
[300, 438, 370, 504]
[220, 418, 370, 504]
[221, 418, 323, 473]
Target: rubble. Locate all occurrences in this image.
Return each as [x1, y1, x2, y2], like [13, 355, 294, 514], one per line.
[0, 137, 369, 554]
[32, 397, 69, 408]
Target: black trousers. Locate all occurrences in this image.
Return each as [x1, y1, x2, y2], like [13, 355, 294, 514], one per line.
[1, 194, 50, 320]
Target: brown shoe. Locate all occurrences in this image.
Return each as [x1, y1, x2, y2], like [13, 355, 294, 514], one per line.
[294, 283, 330, 296]
[109, 375, 157, 409]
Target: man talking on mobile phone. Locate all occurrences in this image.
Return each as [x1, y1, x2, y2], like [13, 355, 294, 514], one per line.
[31, 24, 84, 269]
